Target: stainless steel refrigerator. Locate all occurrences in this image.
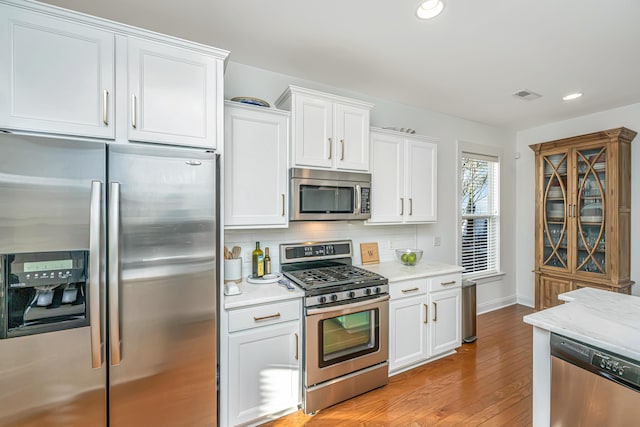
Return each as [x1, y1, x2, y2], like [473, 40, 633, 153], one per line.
[0, 133, 219, 426]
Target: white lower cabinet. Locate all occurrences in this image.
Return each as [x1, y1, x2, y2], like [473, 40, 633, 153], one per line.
[227, 299, 301, 426]
[388, 274, 462, 375]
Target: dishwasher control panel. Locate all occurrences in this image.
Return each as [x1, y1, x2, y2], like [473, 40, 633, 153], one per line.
[551, 333, 640, 390]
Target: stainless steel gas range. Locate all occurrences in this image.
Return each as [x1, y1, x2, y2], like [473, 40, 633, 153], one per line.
[280, 240, 389, 414]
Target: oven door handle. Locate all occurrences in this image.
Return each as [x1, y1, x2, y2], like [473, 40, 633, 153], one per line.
[306, 294, 389, 315]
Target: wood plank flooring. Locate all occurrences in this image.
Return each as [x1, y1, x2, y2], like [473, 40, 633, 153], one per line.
[262, 304, 535, 427]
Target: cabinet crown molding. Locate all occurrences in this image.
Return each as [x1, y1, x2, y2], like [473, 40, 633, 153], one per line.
[275, 85, 374, 110]
[529, 127, 637, 152]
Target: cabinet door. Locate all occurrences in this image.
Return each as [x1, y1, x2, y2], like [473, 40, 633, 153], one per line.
[574, 145, 607, 277]
[228, 321, 301, 426]
[389, 295, 429, 374]
[406, 139, 437, 222]
[368, 131, 405, 223]
[335, 103, 369, 171]
[292, 94, 333, 168]
[0, 5, 114, 138]
[127, 37, 219, 148]
[224, 105, 289, 228]
[540, 151, 570, 271]
[429, 288, 461, 356]
[538, 275, 571, 309]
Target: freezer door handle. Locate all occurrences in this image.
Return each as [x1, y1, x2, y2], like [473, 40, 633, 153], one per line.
[89, 181, 103, 369]
[109, 182, 122, 365]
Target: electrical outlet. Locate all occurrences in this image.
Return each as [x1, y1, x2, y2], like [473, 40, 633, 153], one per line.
[433, 236, 441, 247]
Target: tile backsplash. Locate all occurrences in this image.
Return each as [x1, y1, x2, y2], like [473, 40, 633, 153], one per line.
[224, 221, 419, 277]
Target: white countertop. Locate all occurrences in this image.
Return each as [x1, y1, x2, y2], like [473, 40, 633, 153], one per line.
[223, 275, 304, 310]
[523, 287, 640, 361]
[361, 261, 464, 282]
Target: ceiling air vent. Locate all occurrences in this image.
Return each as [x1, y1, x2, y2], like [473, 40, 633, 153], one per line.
[512, 89, 542, 101]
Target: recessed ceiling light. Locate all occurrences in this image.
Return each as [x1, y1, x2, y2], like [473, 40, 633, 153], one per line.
[416, 0, 445, 19]
[562, 92, 583, 101]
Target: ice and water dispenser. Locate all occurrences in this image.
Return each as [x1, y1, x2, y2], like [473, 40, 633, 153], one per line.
[0, 251, 89, 338]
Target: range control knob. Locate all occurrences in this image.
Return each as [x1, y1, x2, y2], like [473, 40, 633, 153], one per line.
[374, 287, 381, 294]
[348, 291, 356, 298]
[365, 288, 372, 295]
[318, 296, 327, 304]
[330, 294, 338, 302]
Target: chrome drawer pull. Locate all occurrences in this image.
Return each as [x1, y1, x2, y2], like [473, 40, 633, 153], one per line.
[254, 312, 281, 322]
[402, 287, 420, 293]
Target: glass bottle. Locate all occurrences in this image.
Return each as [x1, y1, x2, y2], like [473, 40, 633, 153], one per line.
[252, 242, 264, 278]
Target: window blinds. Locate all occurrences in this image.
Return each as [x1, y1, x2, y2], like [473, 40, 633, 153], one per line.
[460, 152, 500, 276]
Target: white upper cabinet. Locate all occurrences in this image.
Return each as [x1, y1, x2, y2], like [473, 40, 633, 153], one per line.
[0, 1, 228, 148]
[276, 85, 373, 172]
[126, 37, 222, 149]
[368, 128, 438, 224]
[0, 4, 115, 138]
[224, 101, 289, 228]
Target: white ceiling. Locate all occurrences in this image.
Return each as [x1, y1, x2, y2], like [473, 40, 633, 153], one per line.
[40, 0, 640, 130]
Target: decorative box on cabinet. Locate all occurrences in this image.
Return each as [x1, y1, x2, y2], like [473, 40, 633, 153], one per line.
[0, 3, 115, 138]
[227, 299, 302, 426]
[368, 128, 438, 224]
[275, 85, 374, 172]
[0, 0, 228, 149]
[224, 101, 289, 228]
[530, 127, 636, 310]
[388, 273, 461, 376]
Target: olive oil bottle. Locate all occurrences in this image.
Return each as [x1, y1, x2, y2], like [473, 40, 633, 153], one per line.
[264, 247, 271, 275]
[252, 242, 264, 277]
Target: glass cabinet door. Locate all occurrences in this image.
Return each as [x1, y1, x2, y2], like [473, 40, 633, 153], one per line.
[575, 147, 606, 274]
[542, 153, 569, 269]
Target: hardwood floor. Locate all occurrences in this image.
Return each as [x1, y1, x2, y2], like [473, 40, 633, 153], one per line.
[261, 304, 535, 427]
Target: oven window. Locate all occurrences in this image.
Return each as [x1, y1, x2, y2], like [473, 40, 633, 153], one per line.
[319, 308, 379, 367]
[300, 185, 354, 214]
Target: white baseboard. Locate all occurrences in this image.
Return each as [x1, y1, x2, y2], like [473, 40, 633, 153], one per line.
[477, 295, 517, 315]
[516, 295, 535, 308]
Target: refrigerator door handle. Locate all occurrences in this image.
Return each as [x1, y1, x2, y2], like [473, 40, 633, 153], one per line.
[89, 181, 103, 369]
[109, 182, 122, 365]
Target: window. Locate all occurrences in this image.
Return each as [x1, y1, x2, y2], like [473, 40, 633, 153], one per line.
[460, 151, 500, 277]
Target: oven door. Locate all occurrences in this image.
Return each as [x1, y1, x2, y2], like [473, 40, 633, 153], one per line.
[305, 294, 389, 386]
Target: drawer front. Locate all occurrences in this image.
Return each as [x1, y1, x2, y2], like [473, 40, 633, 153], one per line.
[427, 273, 461, 292]
[229, 299, 301, 332]
[389, 278, 427, 300]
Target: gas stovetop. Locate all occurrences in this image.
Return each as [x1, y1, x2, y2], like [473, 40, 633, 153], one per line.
[280, 240, 388, 307]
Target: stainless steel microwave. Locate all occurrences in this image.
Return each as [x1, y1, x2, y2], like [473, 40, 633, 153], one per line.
[289, 168, 371, 221]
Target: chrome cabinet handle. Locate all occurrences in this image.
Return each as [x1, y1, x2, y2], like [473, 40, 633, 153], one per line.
[433, 302, 438, 322]
[109, 182, 122, 366]
[402, 287, 420, 293]
[254, 312, 281, 322]
[441, 280, 457, 286]
[409, 198, 413, 215]
[340, 139, 345, 160]
[295, 333, 299, 360]
[102, 90, 109, 125]
[400, 198, 404, 216]
[281, 193, 285, 216]
[89, 181, 102, 369]
[131, 94, 137, 129]
[424, 304, 428, 324]
[328, 138, 332, 159]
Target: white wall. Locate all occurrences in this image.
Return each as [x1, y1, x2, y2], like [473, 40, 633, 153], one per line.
[515, 102, 640, 304]
[224, 62, 517, 312]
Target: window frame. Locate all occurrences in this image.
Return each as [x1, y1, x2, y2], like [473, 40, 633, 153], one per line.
[457, 141, 502, 279]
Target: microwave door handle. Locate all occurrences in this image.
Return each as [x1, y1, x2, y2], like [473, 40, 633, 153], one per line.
[355, 184, 361, 213]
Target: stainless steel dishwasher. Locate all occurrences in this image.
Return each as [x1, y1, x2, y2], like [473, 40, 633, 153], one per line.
[550, 333, 640, 426]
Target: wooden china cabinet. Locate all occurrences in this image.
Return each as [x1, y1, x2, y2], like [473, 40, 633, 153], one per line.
[530, 127, 636, 310]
